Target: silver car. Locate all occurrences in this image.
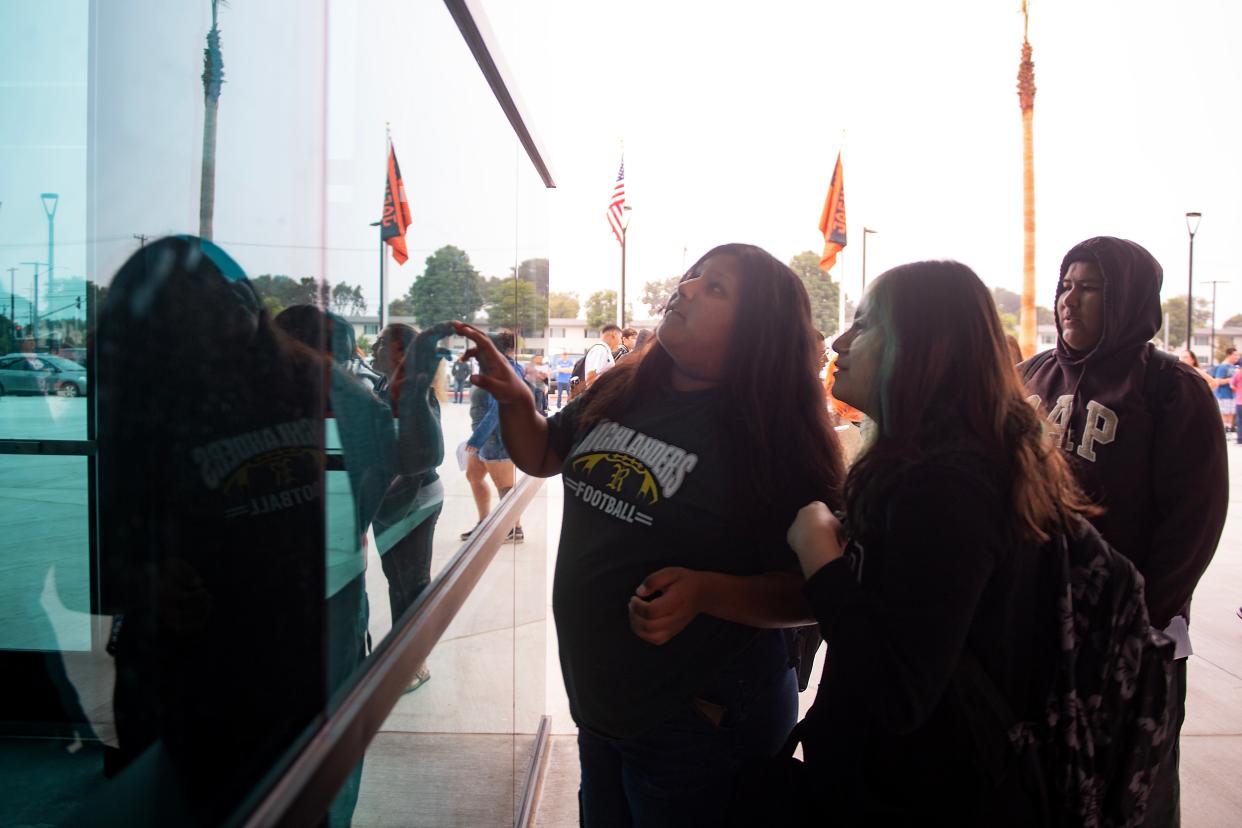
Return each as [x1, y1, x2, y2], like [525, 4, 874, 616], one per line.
[0, 353, 88, 397]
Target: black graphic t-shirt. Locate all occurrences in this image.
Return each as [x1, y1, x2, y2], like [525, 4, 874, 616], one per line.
[547, 389, 800, 739]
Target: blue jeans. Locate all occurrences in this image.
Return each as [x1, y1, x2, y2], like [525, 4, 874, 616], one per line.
[576, 633, 798, 827]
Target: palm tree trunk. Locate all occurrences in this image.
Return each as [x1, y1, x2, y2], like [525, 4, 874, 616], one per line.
[1018, 34, 1037, 358]
[199, 2, 224, 240]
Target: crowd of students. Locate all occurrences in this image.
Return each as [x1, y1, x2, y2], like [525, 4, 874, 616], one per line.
[85, 232, 1226, 826]
[457, 236, 1227, 827]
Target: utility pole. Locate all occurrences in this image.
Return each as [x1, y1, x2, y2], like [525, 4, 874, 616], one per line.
[133, 233, 149, 248]
[1204, 278, 1229, 366]
[7, 267, 16, 333]
[20, 262, 41, 344]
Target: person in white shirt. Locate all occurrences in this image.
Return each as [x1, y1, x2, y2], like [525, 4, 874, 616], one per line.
[585, 324, 622, 387]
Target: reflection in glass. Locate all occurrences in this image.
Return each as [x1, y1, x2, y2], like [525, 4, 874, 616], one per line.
[96, 237, 327, 822]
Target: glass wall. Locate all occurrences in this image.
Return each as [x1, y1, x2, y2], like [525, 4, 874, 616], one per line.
[0, 0, 550, 824]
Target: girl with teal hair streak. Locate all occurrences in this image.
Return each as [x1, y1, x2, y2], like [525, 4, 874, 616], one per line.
[774, 260, 1096, 824]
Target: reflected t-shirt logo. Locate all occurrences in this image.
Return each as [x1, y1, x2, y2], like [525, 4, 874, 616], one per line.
[565, 420, 698, 527]
[191, 418, 322, 518]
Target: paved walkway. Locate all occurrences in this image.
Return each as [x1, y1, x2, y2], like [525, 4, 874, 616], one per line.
[1179, 443, 1242, 826]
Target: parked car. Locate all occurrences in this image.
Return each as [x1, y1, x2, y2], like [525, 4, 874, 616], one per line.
[0, 353, 88, 397]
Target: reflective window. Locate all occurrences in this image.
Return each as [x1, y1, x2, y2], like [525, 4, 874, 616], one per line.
[2, 0, 548, 824]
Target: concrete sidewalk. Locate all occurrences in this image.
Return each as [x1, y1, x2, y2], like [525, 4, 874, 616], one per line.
[1180, 444, 1242, 827]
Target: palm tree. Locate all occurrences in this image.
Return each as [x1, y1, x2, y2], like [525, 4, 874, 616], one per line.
[199, 0, 227, 240]
[1017, 1, 1037, 357]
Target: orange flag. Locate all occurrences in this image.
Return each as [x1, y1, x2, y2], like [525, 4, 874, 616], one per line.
[382, 140, 412, 265]
[818, 152, 847, 271]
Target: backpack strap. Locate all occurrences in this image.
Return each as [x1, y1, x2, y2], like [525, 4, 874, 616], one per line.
[1143, 347, 1178, 408]
[1019, 349, 1057, 384]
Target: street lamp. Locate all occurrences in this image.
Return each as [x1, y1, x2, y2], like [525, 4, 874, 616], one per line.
[1185, 211, 1201, 353]
[41, 193, 59, 322]
[619, 205, 633, 327]
[861, 227, 878, 292]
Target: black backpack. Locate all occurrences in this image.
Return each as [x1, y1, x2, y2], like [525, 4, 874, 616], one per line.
[955, 515, 1176, 828]
[569, 344, 608, 400]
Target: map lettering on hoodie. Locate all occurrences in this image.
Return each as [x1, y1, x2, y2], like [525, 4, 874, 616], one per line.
[1026, 394, 1118, 462]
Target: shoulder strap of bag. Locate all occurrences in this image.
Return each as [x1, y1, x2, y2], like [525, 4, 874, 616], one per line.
[1020, 349, 1056, 384]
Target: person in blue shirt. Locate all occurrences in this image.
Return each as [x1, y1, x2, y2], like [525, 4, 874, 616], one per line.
[1211, 347, 1239, 431]
[554, 350, 574, 408]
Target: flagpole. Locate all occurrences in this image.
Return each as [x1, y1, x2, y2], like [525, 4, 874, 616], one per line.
[380, 125, 392, 330]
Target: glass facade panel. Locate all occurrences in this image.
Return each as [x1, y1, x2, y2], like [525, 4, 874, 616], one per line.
[2, 0, 550, 824]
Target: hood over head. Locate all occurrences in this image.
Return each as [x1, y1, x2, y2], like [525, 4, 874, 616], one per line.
[1056, 236, 1162, 363]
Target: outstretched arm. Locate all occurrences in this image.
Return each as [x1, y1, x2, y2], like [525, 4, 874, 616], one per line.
[454, 321, 564, 477]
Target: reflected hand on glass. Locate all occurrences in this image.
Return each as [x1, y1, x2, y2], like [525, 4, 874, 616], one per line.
[410, 322, 454, 385]
[452, 321, 534, 407]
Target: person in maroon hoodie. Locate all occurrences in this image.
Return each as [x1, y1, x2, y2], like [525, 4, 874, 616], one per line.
[1021, 235, 1228, 825]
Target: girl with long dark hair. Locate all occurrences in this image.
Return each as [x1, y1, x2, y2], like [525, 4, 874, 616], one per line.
[455, 243, 844, 825]
[782, 261, 1096, 824]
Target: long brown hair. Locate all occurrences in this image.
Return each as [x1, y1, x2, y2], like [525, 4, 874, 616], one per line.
[846, 260, 1094, 543]
[578, 243, 844, 519]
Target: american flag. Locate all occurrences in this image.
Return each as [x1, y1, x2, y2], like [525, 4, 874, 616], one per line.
[607, 158, 626, 245]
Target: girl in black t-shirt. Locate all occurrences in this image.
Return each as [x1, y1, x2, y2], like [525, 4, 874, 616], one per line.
[455, 243, 844, 826]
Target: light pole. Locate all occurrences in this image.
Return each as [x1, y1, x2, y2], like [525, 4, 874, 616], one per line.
[7, 267, 16, 336]
[1204, 278, 1229, 366]
[1185, 212, 1201, 353]
[41, 193, 58, 321]
[619, 205, 632, 327]
[20, 261, 42, 344]
[861, 227, 878, 293]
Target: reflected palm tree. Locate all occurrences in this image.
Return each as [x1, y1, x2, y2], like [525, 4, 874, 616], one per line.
[199, 0, 227, 240]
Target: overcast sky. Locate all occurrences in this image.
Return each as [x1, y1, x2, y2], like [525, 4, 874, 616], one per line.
[2, 0, 1240, 331]
[506, 0, 1242, 323]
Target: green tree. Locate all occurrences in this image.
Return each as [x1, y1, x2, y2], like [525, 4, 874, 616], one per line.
[991, 286, 1021, 316]
[330, 282, 367, 316]
[788, 251, 840, 336]
[549, 291, 580, 318]
[585, 290, 618, 328]
[250, 274, 325, 317]
[388, 297, 415, 317]
[405, 245, 484, 327]
[1156, 296, 1211, 350]
[640, 276, 681, 315]
[513, 258, 550, 298]
[485, 278, 548, 335]
[1223, 314, 1242, 328]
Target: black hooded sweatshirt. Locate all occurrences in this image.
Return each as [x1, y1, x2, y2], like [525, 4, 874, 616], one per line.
[1021, 236, 1227, 628]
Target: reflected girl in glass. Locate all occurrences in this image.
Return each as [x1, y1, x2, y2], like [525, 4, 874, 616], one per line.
[96, 236, 326, 821]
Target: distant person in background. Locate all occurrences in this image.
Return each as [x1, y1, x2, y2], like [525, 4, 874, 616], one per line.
[451, 356, 471, 404]
[1232, 366, 1242, 447]
[1212, 347, 1239, 431]
[633, 328, 654, 352]
[1005, 334, 1024, 365]
[586, 324, 620, 387]
[1179, 349, 1214, 388]
[619, 327, 638, 356]
[555, 351, 574, 408]
[525, 353, 550, 415]
[462, 330, 527, 542]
